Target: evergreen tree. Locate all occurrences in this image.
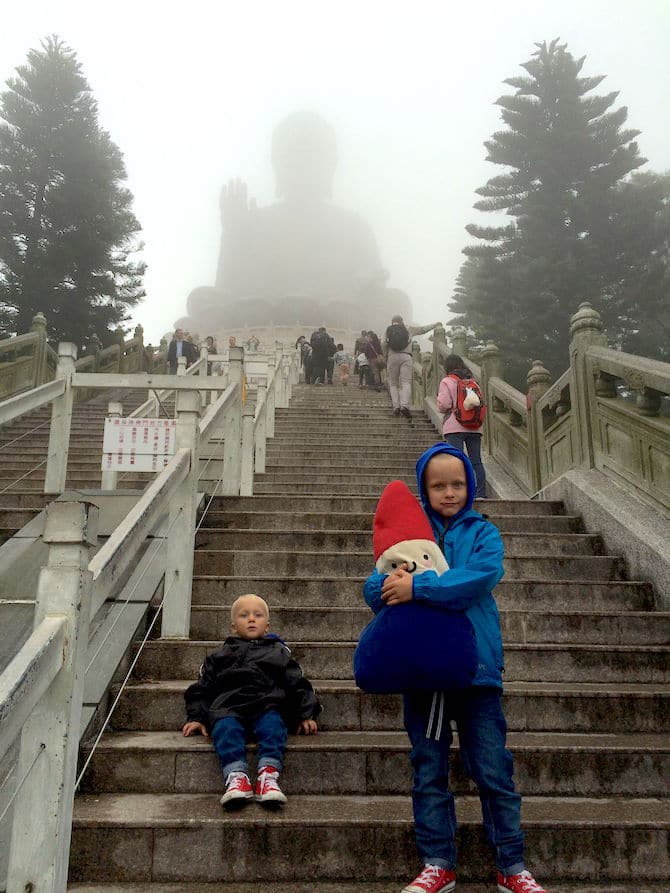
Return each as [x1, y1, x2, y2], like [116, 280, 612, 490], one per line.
[0, 36, 145, 346]
[451, 39, 651, 384]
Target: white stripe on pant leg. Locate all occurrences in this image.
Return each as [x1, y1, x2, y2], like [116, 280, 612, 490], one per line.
[426, 691, 438, 738]
[435, 692, 445, 741]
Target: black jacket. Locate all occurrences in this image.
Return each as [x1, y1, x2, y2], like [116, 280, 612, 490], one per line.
[310, 331, 336, 358]
[184, 635, 322, 731]
[167, 338, 198, 372]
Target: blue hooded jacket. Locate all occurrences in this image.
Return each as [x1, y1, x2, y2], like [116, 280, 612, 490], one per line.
[363, 442, 505, 689]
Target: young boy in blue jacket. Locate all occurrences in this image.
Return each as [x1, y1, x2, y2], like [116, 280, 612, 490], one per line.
[363, 443, 548, 893]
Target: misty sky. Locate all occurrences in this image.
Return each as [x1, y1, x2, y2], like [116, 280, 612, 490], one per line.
[2, 0, 669, 344]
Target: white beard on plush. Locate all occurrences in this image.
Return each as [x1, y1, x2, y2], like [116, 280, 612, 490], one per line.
[375, 539, 449, 576]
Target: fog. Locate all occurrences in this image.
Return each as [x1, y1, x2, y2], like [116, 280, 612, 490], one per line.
[2, 0, 669, 343]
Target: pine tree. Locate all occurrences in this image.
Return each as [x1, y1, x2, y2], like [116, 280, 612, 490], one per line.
[451, 39, 650, 384]
[0, 36, 145, 346]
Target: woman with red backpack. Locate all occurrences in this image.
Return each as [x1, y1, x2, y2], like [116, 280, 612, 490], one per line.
[437, 354, 488, 498]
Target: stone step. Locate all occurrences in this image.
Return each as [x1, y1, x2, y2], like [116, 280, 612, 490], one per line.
[254, 460, 416, 480]
[112, 680, 670, 733]
[191, 578, 653, 611]
[68, 793, 670, 883]
[188, 605, 670, 646]
[203, 497, 566, 515]
[0, 492, 50, 508]
[266, 435, 438, 445]
[198, 511, 583, 533]
[0, 507, 43, 527]
[194, 529, 603, 556]
[191, 550, 623, 579]
[135, 640, 670, 684]
[264, 462, 420, 475]
[0, 469, 151, 483]
[79, 730, 669, 798]
[67, 884, 670, 893]
[0, 479, 146, 493]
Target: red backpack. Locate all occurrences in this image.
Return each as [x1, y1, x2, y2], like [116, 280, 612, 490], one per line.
[447, 373, 487, 429]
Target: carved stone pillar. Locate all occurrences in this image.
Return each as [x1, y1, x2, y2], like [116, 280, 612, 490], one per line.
[569, 302, 607, 468]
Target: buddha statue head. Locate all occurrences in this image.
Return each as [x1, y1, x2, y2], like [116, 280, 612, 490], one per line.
[271, 110, 338, 205]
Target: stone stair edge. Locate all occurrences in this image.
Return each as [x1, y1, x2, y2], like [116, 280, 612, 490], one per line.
[148, 640, 670, 655]
[71, 791, 670, 828]
[84, 728, 670, 753]
[66, 884, 670, 893]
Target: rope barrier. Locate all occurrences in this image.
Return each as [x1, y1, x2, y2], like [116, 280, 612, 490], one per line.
[0, 742, 45, 823]
[83, 506, 184, 675]
[0, 456, 52, 495]
[75, 453, 227, 789]
[0, 418, 51, 453]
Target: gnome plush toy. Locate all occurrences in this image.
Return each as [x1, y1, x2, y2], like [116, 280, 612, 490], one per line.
[353, 480, 477, 694]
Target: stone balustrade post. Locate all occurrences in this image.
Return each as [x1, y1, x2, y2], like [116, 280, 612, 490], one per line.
[480, 341, 502, 454]
[280, 355, 291, 407]
[30, 312, 48, 387]
[222, 346, 244, 496]
[266, 360, 277, 438]
[451, 326, 468, 359]
[432, 324, 447, 396]
[101, 402, 123, 490]
[44, 343, 77, 494]
[199, 344, 209, 406]
[7, 499, 97, 892]
[254, 381, 268, 473]
[569, 302, 607, 468]
[411, 342, 424, 410]
[177, 356, 187, 376]
[240, 403, 256, 496]
[526, 359, 552, 492]
[162, 386, 201, 638]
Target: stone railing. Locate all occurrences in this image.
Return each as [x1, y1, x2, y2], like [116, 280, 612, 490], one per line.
[0, 340, 300, 890]
[0, 316, 168, 401]
[416, 303, 670, 513]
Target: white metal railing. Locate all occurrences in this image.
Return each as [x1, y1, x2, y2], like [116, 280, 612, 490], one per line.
[0, 338, 300, 891]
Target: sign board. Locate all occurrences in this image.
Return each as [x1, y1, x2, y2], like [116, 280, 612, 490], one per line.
[102, 417, 177, 473]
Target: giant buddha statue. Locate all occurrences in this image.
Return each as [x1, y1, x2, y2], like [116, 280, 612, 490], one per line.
[177, 111, 411, 333]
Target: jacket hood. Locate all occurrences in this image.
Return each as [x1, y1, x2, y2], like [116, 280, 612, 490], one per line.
[415, 442, 477, 530]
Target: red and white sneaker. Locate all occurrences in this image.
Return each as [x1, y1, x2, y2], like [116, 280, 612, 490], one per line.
[254, 765, 288, 806]
[402, 864, 456, 893]
[497, 869, 548, 893]
[219, 771, 253, 808]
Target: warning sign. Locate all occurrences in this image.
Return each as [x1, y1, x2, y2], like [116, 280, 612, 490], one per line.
[102, 418, 177, 472]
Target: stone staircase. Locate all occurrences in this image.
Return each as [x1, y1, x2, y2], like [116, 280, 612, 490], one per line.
[0, 391, 161, 542]
[67, 384, 669, 891]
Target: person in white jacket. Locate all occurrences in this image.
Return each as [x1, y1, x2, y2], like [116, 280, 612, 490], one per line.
[384, 315, 439, 417]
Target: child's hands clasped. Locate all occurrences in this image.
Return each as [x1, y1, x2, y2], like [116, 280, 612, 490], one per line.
[182, 721, 210, 738]
[381, 565, 414, 605]
[298, 719, 318, 735]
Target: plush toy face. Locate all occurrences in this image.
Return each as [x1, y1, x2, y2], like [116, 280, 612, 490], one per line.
[375, 538, 448, 575]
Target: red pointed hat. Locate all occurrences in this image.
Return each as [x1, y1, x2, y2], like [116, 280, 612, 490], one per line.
[373, 480, 435, 562]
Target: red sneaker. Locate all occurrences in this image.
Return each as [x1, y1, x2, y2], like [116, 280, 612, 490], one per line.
[255, 765, 288, 806]
[497, 870, 548, 893]
[220, 770, 253, 808]
[402, 864, 456, 893]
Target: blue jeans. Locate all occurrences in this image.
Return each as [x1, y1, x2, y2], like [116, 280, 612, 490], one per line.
[443, 432, 487, 498]
[403, 688, 524, 874]
[211, 710, 287, 778]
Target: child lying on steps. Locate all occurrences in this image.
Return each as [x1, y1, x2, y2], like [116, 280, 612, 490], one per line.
[182, 593, 321, 809]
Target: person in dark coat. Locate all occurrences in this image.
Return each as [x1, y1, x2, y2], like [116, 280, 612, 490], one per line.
[310, 326, 336, 384]
[182, 594, 321, 809]
[167, 327, 198, 373]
